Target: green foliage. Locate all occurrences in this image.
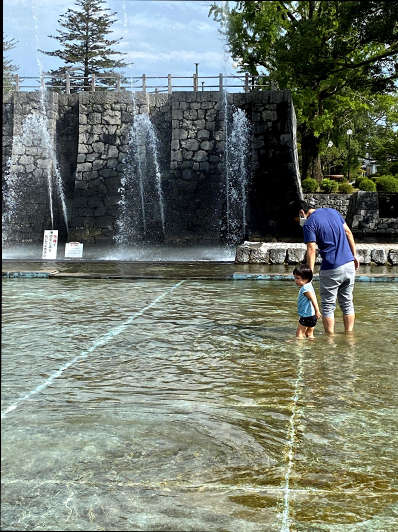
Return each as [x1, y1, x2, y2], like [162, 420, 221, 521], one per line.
[209, 1, 398, 180]
[3, 33, 18, 92]
[39, 0, 128, 91]
[338, 182, 354, 194]
[354, 176, 366, 187]
[359, 178, 377, 192]
[388, 162, 398, 176]
[320, 179, 338, 193]
[301, 178, 318, 193]
[376, 176, 398, 193]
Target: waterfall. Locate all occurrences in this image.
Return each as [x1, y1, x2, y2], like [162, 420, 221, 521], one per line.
[116, 97, 166, 245]
[2, 113, 68, 245]
[226, 105, 251, 243]
[221, 85, 252, 245]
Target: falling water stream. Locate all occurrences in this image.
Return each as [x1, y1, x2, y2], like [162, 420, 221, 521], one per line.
[116, 94, 166, 245]
[2, 0, 70, 244]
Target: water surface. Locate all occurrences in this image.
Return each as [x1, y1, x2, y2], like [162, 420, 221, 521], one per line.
[2, 279, 397, 531]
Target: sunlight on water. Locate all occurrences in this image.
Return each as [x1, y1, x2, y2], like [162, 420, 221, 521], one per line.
[2, 279, 398, 531]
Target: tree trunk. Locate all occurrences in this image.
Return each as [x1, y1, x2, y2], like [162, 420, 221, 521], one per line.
[300, 127, 323, 183]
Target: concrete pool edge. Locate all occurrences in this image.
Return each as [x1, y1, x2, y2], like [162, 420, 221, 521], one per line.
[2, 270, 398, 282]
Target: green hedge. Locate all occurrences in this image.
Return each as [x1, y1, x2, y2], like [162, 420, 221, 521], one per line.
[320, 178, 338, 193]
[301, 178, 318, 193]
[359, 178, 376, 191]
[376, 175, 398, 192]
[338, 182, 354, 194]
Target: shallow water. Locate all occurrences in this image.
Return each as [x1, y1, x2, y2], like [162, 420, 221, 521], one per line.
[2, 278, 398, 531]
[1, 243, 237, 262]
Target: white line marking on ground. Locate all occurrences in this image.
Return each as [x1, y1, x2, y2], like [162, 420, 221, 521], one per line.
[281, 347, 304, 532]
[1, 280, 185, 419]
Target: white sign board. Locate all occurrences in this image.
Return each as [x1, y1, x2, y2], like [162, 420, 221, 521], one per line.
[42, 230, 58, 259]
[65, 242, 83, 259]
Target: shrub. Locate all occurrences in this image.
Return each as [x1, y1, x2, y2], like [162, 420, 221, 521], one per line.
[359, 178, 376, 191]
[354, 176, 366, 187]
[320, 178, 338, 193]
[301, 177, 318, 193]
[376, 175, 398, 193]
[338, 181, 354, 194]
[388, 162, 398, 176]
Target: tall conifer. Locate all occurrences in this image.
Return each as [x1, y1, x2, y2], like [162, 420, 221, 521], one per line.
[3, 34, 19, 92]
[40, 0, 128, 91]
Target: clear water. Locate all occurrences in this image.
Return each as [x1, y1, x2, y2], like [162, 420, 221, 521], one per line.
[116, 112, 165, 245]
[2, 278, 398, 531]
[1, 243, 237, 262]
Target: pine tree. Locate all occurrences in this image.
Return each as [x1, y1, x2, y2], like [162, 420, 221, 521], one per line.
[3, 34, 19, 92]
[39, 0, 128, 92]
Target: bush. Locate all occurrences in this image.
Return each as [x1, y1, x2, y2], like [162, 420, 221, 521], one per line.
[354, 176, 366, 187]
[376, 175, 398, 193]
[359, 178, 376, 191]
[387, 162, 398, 176]
[338, 181, 354, 194]
[301, 177, 318, 193]
[320, 178, 338, 193]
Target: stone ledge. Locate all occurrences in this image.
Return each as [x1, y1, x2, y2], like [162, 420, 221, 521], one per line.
[235, 242, 398, 265]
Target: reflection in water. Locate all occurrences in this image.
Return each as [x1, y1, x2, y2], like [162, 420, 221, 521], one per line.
[1, 279, 398, 531]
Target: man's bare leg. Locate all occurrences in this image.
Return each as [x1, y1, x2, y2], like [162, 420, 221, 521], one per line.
[322, 316, 335, 334]
[343, 313, 355, 332]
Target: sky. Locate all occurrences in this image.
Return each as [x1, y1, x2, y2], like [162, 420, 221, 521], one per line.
[3, 0, 242, 92]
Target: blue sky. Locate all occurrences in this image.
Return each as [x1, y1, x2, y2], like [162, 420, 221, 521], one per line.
[3, 0, 239, 90]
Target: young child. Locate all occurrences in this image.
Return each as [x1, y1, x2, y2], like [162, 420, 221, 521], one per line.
[293, 264, 322, 339]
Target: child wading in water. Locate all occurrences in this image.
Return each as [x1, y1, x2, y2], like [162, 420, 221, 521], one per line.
[293, 264, 322, 340]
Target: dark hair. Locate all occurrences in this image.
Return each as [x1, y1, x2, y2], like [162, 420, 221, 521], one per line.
[293, 264, 313, 282]
[288, 199, 313, 217]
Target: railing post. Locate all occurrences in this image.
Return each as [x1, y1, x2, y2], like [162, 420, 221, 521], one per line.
[66, 71, 70, 94]
[15, 74, 20, 92]
[116, 73, 121, 91]
[168, 74, 172, 94]
[193, 73, 198, 92]
[219, 73, 223, 92]
[245, 72, 249, 93]
[202, 81, 205, 92]
[142, 74, 146, 93]
[91, 73, 95, 92]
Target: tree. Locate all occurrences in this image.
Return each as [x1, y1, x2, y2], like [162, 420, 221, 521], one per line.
[39, 0, 128, 92]
[209, 1, 398, 181]
[3, 34, 18, 92]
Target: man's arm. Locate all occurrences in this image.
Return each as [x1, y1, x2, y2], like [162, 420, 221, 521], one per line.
[306, 241, 317, 271]
[343, 223, 359, 270]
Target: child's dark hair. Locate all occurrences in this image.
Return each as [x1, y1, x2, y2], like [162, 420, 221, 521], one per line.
[293, 264, 313, 282]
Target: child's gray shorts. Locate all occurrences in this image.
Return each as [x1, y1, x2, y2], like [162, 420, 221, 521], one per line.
[319, 261, 355, 317]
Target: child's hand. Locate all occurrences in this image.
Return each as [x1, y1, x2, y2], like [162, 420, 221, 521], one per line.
[316, 311, 322, 319]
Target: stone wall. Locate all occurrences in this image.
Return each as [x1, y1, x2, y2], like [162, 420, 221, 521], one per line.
[235, 241, 398, 265]
[3, 90, 302, 245]
[2, 92, 67, 243]
[346, 191, 397, 237]
[305, 192, 398, 238]
[303, 193, 351, 218]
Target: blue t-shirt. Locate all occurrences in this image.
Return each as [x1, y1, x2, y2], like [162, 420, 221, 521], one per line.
[297, 282, 315, 317]
[303, 208, 354, 270]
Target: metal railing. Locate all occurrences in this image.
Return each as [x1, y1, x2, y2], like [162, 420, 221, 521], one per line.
[12, 72, 276, 94]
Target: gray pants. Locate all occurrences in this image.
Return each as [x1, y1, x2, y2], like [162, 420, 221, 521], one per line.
[319, 261, 355, 317]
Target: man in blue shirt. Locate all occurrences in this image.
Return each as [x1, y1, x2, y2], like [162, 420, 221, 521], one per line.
[289, 200, 359, 334]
